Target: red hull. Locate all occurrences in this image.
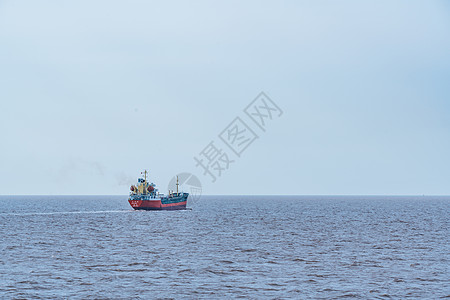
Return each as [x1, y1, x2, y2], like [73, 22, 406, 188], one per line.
[129, 199, 187, 210]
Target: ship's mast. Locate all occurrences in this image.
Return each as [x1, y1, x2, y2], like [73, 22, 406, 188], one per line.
[140, 170, 148, 195]
[176, 176, 179, 195]
[141, 170, 148, 183]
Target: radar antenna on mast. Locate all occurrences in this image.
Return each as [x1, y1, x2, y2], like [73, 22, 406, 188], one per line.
[141, 170, 148, 183]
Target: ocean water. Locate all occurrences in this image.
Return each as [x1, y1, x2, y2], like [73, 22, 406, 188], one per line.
[0, 195, 448, 299]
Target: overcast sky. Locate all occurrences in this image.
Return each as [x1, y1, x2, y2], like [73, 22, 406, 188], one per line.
[0, 0, 449, 195]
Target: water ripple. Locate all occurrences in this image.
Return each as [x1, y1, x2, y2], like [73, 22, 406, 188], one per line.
[0, 195, 448, 298]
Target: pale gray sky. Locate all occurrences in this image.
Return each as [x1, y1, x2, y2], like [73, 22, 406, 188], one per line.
[0, 0, 449, 195]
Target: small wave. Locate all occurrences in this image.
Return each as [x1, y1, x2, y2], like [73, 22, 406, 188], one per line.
[416, 277, 440, 282]
[321, 288, 338, 292]
[262, 287, 279, 291]
[267, 282, 283, 287]
[312, 274, 330, 278]
[240, 248, 257, 253]
[206, 269, 230, 275]
[177, 268, 193, 274]
[111, 268, 148, 272]
[292, 258, 306, 262]
[219, 260, 234, 264]
[230, 269, 246, 273]
[17, 280, 39, 285]
[335, 293, 360, 298]
[305, 260, 319, 264]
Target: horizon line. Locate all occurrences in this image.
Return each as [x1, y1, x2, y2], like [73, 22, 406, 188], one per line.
[1, 194, 449, 197]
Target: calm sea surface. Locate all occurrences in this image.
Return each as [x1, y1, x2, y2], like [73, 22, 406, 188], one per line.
[0, 196, 448, 299]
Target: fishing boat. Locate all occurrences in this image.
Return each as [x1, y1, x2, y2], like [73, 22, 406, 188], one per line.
[128, 170, 189, 210]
